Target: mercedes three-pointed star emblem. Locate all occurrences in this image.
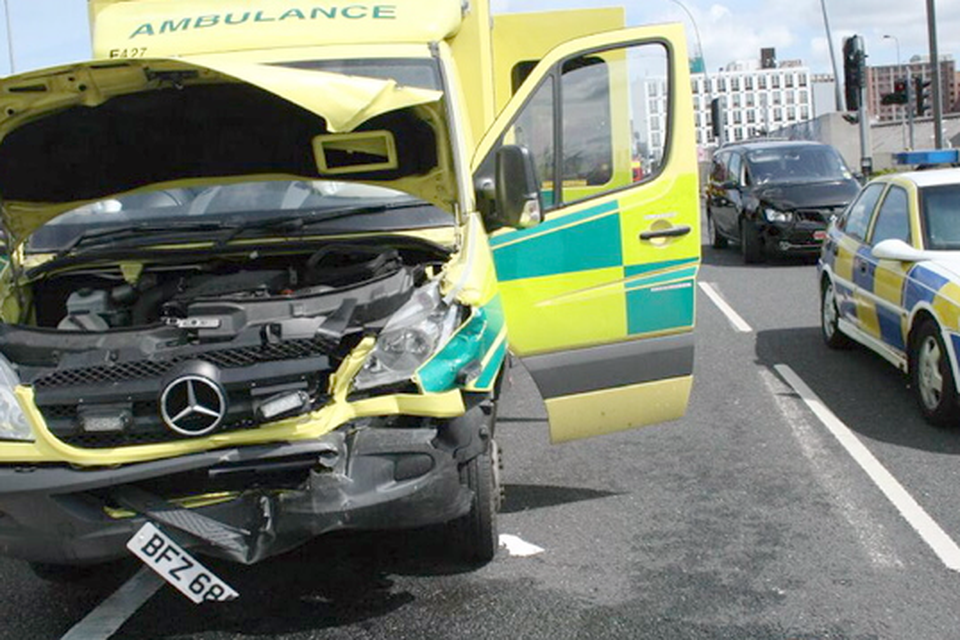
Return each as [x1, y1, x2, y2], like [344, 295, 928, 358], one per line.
[160, 375, 227, 436]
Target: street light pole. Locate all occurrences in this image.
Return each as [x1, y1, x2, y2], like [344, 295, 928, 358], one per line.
[668, 0, 720, 145]
[819, 0, 844, 112]
[2, 0, 14, 74]
[883, 35, 906, 149]
[925, 0, 944, 149]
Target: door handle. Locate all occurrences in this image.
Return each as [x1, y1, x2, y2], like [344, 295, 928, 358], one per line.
[639, 225, 692, 241]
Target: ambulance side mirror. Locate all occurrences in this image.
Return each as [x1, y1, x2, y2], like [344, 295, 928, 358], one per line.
[495, 145, 542, 229]
[475, 145, 543, 231]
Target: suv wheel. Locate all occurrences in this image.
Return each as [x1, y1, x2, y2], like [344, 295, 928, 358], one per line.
[740, 220, 764, 264]
[707, 210, 727, 249]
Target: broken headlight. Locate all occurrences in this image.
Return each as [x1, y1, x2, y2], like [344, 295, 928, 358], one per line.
[353, 281, 460, 391]
[0, 354, 31, 442]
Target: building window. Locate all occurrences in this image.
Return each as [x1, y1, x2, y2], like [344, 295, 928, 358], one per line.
[801, 106, 810, 119]
[786, 91, 795, 104]
[785, 74, 794, 88]
[758, 76, 767, 90]
[772, 75, 781, 89]
[747, 110, 756, 123]
[732, 77, 740, 91]
[718, 77, 726, 92]
[799, 89, 808, 103]
[732, 94, 741, 107]
[745, 76, 754, 90]
[773, 92, 782, 105]
[787, 106, 796, 120]
[746, 93, 755, 107]
[799, 73, 808, 87]
[774, 107, 783, 121]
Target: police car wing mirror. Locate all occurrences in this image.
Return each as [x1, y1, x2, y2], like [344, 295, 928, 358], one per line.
[495, 145, 542, 229]
[872, 239, 925, 262]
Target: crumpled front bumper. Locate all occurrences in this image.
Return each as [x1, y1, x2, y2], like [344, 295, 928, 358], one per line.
[758, 219, 827, 254]
[0, 426, 472, 566]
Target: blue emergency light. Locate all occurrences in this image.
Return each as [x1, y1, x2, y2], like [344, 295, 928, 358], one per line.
[893, 149, 960, 166]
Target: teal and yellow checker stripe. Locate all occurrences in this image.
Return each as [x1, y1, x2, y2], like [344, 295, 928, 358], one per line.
[488, 193, 699, 357]
[416, 295, 507, 394]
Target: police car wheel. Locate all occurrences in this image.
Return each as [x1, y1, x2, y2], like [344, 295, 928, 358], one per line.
[911, 320, 960, 426]
[708, 211, 727, 249]
[821, 279, 852, 349]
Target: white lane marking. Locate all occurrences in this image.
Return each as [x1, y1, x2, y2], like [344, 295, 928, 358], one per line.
[61, 567, 165, 640]
[759, 368, 902, 568]
[499, 534, 545, 557]
[775, 363, 960, 572]
[698, 282, 753, 332]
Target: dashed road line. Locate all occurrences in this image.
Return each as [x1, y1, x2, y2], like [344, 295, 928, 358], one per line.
[698, 281, 753, 332]
[775, 363, 960, 572]
[61, 567, 165, 640]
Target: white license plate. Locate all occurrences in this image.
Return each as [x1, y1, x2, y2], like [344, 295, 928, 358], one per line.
[127, 522, 238, 604]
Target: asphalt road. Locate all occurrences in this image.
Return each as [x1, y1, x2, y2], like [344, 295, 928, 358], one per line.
[6, 227, 960, 639]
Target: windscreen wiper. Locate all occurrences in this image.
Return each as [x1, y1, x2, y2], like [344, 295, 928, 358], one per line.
[54, 221, 233, 259]
[213, 201, 432, 247]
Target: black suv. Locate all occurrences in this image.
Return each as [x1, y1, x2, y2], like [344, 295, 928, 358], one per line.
[705, 140, 860, 263]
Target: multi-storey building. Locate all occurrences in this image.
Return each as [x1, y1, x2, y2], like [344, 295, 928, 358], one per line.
[638, 50, 817, 162]
[866, 55, 956, 122]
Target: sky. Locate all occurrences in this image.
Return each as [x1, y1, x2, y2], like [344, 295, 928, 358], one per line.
[0, 0, 957, 77]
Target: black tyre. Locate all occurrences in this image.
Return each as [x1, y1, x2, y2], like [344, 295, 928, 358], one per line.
[707, 211, 727, 249]
[820, 278, 852, 349]
[740, 219, 764, 264]
[910, 320, 960, 426]
[451, 448, 499, 564]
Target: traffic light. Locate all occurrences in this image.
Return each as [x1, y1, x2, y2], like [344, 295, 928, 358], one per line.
[842, 35, 865, 111]
[915, 76, 932, 116]
[881, 78, 909, 105]
[710, 97, 723, 139]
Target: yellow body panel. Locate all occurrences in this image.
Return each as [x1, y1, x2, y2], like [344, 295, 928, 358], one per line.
[874, 260, 908, 307]
[491, 8, 624, 113]
[498, 267, 626, 355]
[546, 375, 693, 443]
[933, 282, 960, 330]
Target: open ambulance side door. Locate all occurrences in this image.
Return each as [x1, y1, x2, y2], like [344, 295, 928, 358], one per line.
[472, 24, 701, 443]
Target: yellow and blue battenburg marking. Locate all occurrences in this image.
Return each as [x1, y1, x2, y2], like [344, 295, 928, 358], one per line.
[825, 230, 960, 355]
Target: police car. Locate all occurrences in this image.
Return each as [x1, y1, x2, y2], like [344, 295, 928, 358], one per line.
[819, 167, 960, 425]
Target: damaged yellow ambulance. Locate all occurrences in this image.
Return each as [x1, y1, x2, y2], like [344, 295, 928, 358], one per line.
[0, 0, 700, 589]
